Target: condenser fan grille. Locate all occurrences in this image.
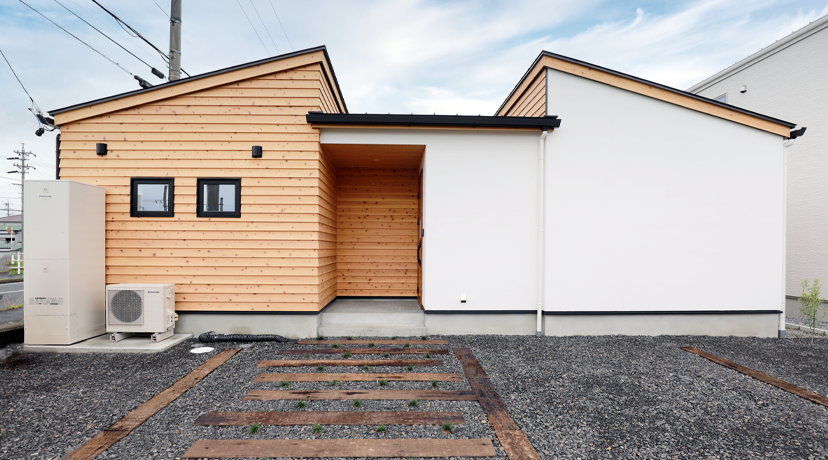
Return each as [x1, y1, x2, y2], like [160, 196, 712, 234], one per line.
[109, 289, 144, 325]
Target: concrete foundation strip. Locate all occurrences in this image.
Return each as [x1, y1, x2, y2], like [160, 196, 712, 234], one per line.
[258, 358, 443, 367]
[193, 410, 465, 426]
[297, 339, 449, 345]
[61, 348, 241, 460]
[255, 372, 463, 382]
[181, 438, 497, 458]
[244, 389, 478, 401]
[279, 348, 449, 355]
[680, 347, 828, 408]
[785, 322, 828, 336]
[454, 347, 542, 460]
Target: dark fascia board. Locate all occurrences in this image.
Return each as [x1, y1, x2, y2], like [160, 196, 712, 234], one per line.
[425, 309, 782, 315]
[307, 112, 561, 130]
[496, 50, 797, 129]
[50, 45, 348, 116]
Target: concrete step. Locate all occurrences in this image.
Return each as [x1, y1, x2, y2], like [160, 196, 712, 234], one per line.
[317, 325, 428, 338]
[321, 311, 425, 327]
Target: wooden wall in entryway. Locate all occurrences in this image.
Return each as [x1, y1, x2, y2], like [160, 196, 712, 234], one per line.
[336, 167, 419, 296]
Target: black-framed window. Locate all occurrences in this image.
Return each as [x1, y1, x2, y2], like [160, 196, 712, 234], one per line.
[197, 178, 241, 218]
[130, 178, 174, 217]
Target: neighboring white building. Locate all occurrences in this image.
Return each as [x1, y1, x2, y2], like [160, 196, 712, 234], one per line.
[688, 15, 828, 318]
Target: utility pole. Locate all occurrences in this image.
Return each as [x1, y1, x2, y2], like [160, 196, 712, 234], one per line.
[8, 143, 35, 220]
[3, 201, 9, 217]
[169, 0, 182, 81]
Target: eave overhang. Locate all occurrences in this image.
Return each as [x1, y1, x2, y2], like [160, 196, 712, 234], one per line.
[307, 112, 561, 130]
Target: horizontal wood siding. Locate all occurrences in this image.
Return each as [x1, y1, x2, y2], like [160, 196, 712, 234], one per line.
[504, 71, 546, 117]
[58, 61, 343, 312]
[336, 167, 418, 296]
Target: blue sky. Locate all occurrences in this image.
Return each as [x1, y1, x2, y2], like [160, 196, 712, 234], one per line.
[1, 0, 827, 212]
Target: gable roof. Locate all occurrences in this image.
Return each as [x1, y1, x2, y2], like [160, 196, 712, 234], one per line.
[50, 46, 347, 124]
[497, 51, 797, 138]
[687, 14, 828, 93]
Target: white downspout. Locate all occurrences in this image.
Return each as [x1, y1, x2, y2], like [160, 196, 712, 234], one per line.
[537, 128, 548, 336]
[780, 138, 794, 338]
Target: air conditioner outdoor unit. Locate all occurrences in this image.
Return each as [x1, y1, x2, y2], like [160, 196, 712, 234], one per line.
[106, 283, 177, 343]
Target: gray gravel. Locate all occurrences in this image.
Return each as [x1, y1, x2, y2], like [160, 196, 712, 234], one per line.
[2, 334, 827, 459]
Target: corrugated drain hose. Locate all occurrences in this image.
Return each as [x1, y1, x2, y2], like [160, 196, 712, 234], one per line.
[198, 331, 294, 343]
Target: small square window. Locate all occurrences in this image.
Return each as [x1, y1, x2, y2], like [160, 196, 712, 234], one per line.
[131, 178, 174, 217]
[197, 178, 241, 218]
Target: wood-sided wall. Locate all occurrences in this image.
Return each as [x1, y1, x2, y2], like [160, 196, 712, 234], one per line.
[56, 61, 342, 312]
[503, 70, 546, 117]
[336, 168, 419, 296]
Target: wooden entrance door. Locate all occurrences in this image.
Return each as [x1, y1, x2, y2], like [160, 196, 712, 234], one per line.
[417, 170, 424, 308]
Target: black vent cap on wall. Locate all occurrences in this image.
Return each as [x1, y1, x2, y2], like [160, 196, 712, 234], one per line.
[96, 143, 107, 155]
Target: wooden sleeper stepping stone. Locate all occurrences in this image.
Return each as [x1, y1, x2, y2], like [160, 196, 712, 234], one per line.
[244, 389, 477, 401]
[297, 339, 449, 345]
[255, 372, 462, 382]
[279, 348, 449, 355]
[258, 359, 442, 367]
[194, 410, 465, 426]
[181, 439, 497, 458]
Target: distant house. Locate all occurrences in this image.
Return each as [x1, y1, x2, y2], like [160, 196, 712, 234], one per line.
[688, 14, 828, 318]
[47, 46, 803, 338]
[0, 214, 22, 251]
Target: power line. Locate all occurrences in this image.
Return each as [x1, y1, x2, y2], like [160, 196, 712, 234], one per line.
[91, 0, 191, 77]
[268, 0, 294, 51]
[249, 0, 280, 54]
[236, 0, 270, 55]
[19, 0, 133, 76]
[151, 0, 167, 18]
[0, 50, 34, 103]
[54, 0, 165, 79]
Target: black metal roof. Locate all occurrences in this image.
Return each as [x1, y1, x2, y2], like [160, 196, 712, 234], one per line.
[306, 112, 561, 129]
[496, 51, 797, 129]
[49, 45, 348, 116]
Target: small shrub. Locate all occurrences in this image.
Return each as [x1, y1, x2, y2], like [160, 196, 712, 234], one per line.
[248, 422, 262, 435]
[407, 399, 418, 407]
[431, 379, 438, 388]
[316, 365, 324, 371]
[420, 335, 427, 340]
[391, 336, 397, 340]
[353, 399, 362, 407]
[362, 365, 369, 371]
[799, 278, 827, 344]
[368, 342, 375, 347]
[376, 424, 387, 433]
[404, 343, 410, 348]
[346, 336, 353, 340]
[312, 424, 323, 434]
[342, 351, 351, 358]
[317, 335, 325, 340]
[296, 401, 306, 409]
[406, 364, 414, 371]
[331, 343, 339, 348]
[382, 353, 390, 358]
[424, 352, 431, 358]
[329, 380, 338, 386]
[280, 380, 290, 388]
[441, 422, 455, 433]
[378, 379, 388, 386]
[303, 353, 310, 359]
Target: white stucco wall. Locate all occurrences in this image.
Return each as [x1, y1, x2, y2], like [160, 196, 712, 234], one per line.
[545, 68, 784, 313]
[689, 23, 828, 300]
[320, 128, 541, 312]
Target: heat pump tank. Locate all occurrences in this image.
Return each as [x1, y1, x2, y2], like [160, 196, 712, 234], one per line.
[24, 180, 105, 344]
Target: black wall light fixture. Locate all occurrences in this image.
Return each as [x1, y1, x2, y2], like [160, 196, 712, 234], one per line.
[96, 143, 107, 155]
[252, 145, 263, 158]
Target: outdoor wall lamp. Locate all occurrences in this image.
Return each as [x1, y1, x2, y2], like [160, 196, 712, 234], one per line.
[96, 143, 107, 156]
[252, 145, 263, 158]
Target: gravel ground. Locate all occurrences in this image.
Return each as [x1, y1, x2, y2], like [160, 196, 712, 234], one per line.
[1, 334, 827, 459]
[787, 315, 828, 331]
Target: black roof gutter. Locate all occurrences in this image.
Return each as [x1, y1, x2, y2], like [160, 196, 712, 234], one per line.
[50, 45, 348, 116]
[496, 51, 797, 130]
[307, 112, 561, 130]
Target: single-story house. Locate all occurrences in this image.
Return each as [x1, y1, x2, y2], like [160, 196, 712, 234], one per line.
[48, 46, 803, 338]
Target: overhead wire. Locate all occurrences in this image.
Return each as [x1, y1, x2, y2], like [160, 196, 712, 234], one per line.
[267, 0, 294, 51]
[249, 0, 280, 54]
[19, 0, 134, 76]
[151, 0, 167, 18]
[53, 0, 165, 79]
[0, 50, 34, 103]
[236, 0, 270, 55]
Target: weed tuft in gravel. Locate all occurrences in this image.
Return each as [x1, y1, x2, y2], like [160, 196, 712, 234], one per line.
[342, 351, 351, 358]
[312, 424, 323, 434]
[329, 380, 338, 386]
[378, 379, 388, 386]
[362, 365, 369, 371]
[408, 399, 418, 407]
[376, 424, 387, 433]
[441, 422, 454, 433]
[391, 336, 397, 340]
[420, 335, 427, 340]
[296, 401, 306, 409]
[248, 422, 262, 435]
[317, 335, 324, 340]
[406, 364, 414, 371]
[331, 343, 339, 348]
[303, 353, 310, 359]
[404, 343, 410, 348]
[368, 342, 375, 347]
[424, 352, 431, 358]
[316, 365, 324, 371]
[353, 399, 362, 407]
[280, 380, 290, 388]
[431, 379, 438, 388]
[346, 336, 353, 340]
[383, 353, 390, 358]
